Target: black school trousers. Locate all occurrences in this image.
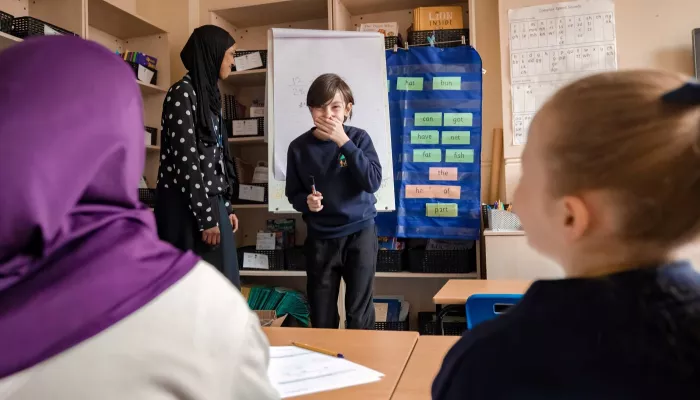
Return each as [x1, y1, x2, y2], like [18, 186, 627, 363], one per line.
[305, 224, 377, 330]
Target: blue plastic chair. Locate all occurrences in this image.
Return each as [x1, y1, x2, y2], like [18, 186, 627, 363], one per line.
[465, 294, 523, 329]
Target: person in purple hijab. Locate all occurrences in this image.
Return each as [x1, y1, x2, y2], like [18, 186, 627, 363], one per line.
[0, 36, 278, 399]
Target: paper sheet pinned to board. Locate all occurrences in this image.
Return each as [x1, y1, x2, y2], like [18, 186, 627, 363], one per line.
[268, 346, 384, 398]
[508, 0, 618, 145]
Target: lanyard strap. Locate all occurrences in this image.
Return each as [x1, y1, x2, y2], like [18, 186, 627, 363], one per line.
[211, 115, 223, 148]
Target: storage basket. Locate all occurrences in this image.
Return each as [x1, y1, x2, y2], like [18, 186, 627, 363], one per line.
[285, 246, 306, 271]
[407, 248, 475, 273]
[384, 36, 398, 49]
[145, 126, 158, 146]
[138, 188, 156, 207]
[374, 320, 409, 331]
[0, 10, 13, 34]
[126, 61, 158, 85]
[233, 49, 267, 71]
[345, 320, 409, 331]
[11, 16, 77, 38]
[376, 249, 404, 272]
[229, 117, 264, 137]
[238, 246, 285, 270]
[408, 28, 469, 48]
[418, 311, 466, 336]
[233, 183, 268, 205]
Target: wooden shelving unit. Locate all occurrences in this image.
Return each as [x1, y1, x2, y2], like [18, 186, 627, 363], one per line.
[83, 0, 170, 189]
[213, 0, 327, 28]
[332, 0, 469, 37]
[228, 136, 266, 145]
[138, 80, 167, 96]
[0, 31, 21, 51]
[241, 270, 477, 278]
[0, 0, 84, 49]
[0, 0, 174, 191]
[87, 0, 165, 39]
[231, 203, 268, 209]
[225, 69, 267, 86]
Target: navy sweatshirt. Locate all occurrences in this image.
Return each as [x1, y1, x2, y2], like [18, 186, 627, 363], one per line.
[432, 260, 700, 400]
[285, 125, 382, 239]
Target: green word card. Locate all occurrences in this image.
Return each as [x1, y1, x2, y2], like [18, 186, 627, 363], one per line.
[426, 203, 458, 217]
[411, 130, 440, 144]
[414, 112, 442, 127]
[442, 131, 470, 145]
[443, 113, 473, 127]
[433, 77, 461, 91]
[413, 149, 442, 162]
[397, 77, 424, 91]
[445, 149, 474, 163]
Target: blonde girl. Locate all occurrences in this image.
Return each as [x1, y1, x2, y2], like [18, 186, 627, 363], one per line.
[432, 70, 700, 399]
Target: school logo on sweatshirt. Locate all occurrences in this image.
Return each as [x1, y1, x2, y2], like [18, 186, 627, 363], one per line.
[339, 154, 347, 168]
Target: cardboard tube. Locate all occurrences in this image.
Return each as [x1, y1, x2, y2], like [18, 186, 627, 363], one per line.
[489, 128, 504, 203]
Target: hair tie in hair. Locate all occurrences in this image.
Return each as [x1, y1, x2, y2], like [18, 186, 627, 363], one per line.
[661, 80, 700, 105]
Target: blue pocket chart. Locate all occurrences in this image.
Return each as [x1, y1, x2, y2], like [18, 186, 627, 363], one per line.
[376, 46, 483, 240]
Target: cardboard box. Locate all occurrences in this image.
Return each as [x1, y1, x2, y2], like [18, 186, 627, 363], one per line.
[359, 22, 399, 37]
[413, 6, 464, 31]
[255, 310, 287, 327]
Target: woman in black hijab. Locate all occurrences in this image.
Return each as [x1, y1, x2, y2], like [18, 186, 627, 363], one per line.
[155, 25, 241, 288]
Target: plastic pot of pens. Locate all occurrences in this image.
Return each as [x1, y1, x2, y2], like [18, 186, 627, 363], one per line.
[483, 203, 522, 231]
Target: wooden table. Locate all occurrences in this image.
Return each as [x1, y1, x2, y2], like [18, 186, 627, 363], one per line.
[392, 336, 459, 400]
[433, 279, 532, 305]
[264, 327, 419, 399]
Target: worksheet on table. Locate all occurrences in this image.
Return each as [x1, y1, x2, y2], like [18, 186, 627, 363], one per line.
[508, 0, 618, 145]
[267, 346, 384, 398]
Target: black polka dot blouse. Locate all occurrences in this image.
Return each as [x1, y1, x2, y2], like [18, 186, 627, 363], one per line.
[156, 75, 234, 231]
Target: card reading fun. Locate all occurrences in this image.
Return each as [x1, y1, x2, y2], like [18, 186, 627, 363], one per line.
[414, 112, 443, 127]
[405, 185, 461, 199]
[443, 113, 473, 127]
[397, 77, 424, 91]
[413, 149, 442, 162]
[442, 131, 470, 145]
[429, 167, 458, 181]
[426, 203, 458, 217]
[445, 149, 474, 163]
[433, 77, 461, 90]
[411, 130, 440, 144]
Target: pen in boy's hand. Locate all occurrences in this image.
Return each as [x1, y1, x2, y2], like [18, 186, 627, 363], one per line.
[310, 175, 317, 194]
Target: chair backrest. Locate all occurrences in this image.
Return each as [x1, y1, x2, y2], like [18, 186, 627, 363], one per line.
[465, 293, 523, 329]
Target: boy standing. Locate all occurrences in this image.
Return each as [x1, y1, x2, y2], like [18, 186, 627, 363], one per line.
[286, 73, 381, 329]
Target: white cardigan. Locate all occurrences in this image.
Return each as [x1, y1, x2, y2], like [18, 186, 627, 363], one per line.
[0, 261, 280, 400]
